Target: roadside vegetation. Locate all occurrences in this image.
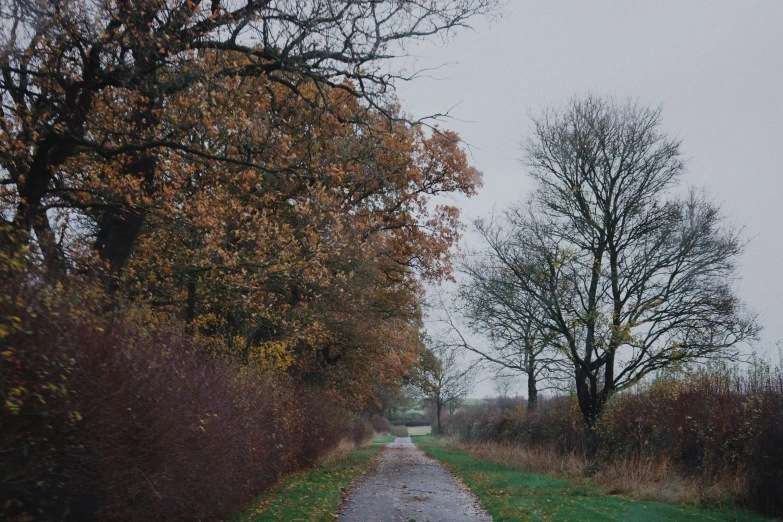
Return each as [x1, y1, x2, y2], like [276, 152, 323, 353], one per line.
[229, 438, 389, 522]
[0, 1, 494, 520]
[2, 2, 777, 521]
[415, 436, 775, 522]
[438, 364, 783, 516]
[430, 95, 782, 518]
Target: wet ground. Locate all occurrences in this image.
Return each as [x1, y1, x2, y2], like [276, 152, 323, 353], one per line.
[336, 437, 492, 522]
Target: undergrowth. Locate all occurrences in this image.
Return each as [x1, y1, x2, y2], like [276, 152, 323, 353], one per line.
[444, 366, 783, 516]
[415, 436, 773, 522]
[228, 440, 387, 521]
[0, 277, 373, 521]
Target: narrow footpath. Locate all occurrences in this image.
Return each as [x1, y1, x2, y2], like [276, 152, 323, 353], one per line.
[336, 437, 492, 522]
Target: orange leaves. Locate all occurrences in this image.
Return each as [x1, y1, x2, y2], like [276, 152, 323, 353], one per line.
[1, 43, 481, 406]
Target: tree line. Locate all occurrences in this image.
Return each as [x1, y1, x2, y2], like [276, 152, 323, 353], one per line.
[1, 1, 504, 519]
[0, 0, 497, 405]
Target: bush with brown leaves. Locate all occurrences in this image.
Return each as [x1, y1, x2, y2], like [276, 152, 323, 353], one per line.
[0, 278, 363, 521]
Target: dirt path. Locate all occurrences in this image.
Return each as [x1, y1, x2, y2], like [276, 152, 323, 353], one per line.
[336, 437, 491, 522]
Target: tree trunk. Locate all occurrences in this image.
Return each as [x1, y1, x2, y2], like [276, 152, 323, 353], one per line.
[527, 374, 538, 412]
[526, 339, 538, 412]
[95, 205, 147, 289]
[600, 351, 616, 406]
[32, 216, 67, 276]
[575, 365, 600, 428]
[576, 247, 606, 430]
[436, 402, 442, 435]
[93, 43, 159, 289]
[4, 135, 73, 266]
[93, 123, 157, 288]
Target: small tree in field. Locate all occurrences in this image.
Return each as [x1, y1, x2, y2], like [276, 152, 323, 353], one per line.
[476, 95, 759, 428]
[413, 341, 475, 434]
[454, 256, 570, 412]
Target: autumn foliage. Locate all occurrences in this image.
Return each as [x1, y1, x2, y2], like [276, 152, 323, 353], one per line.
[0, 275, 376, 520]
[0, 58, 481, 399]
[0, 1, 484, 519]
[120, 72, 481, 402]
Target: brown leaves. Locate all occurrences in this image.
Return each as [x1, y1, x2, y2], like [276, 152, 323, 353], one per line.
[1, 38, 481, 405]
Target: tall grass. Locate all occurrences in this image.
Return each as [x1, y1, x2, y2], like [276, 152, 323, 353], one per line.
[444, 365, 783, 515]
[0, 277, 372, 521]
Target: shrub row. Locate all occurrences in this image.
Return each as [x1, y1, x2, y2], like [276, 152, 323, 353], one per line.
[389, 419, 431, 427]
[445, 367, 783, 516]
[371, 414, 393, 434]
[0, 280, 371, 521]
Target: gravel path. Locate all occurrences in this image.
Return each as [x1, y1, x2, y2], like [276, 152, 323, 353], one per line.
[336, 437, 492, 522]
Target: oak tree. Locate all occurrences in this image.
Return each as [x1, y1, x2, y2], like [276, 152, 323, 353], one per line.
[0, 0, 495, 280]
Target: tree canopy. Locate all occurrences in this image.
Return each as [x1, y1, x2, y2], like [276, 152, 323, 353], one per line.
[0, 0, 492, 406]
[460, 95, 759, 426]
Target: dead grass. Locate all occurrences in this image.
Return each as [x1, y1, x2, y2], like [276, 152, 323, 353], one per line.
[454, 440, 585, 477]
[450, 439, 746, 506]
[592, 454, 747, 505]
[318, 438, 363, 464]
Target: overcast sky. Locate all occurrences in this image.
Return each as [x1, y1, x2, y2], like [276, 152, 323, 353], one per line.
[394, 1, 783, 397]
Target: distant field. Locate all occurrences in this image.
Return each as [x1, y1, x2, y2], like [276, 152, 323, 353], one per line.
[407, 425, 432, 436]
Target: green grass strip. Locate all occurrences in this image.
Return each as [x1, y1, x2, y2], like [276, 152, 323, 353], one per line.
[414, 436, 771, 522]
[228, 439, 388, 522]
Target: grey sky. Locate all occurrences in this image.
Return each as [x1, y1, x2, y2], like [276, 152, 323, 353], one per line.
[395, 1, 783, 396]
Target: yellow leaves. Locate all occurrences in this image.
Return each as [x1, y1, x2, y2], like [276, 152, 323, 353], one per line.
[5, 386, 26, 415]
[22, 56, 480, 405]
[248, 340, 296, 372]
[194, 412, 218, 434]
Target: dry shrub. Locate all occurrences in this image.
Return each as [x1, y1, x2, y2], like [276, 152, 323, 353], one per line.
[456, 441, 585, 477]
[346, 416, 375, 446]
[445, 396, 587, 452]
[596, 368, 783, 513]
[318, 419, 374, 464]
[591, 453, 747, 505]
[390, 425, 409, 437]
[0, 277, 359, 521]
[446, 367, 783, 516]
[371, 414, 393, 434]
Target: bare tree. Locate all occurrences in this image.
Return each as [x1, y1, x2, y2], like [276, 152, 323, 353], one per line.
[450, 257, 569, 412]
[491, 371, 520, 411]
[493, 371, 515, 399]
[479, 95, 759, 428]
[413, 339, 475, 434]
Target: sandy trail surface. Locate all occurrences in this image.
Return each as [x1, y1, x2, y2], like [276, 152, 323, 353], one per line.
[336, 437, 491, 522]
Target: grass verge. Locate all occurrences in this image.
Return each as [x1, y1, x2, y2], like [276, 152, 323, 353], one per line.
[228, 440, 388, 522]
[414, 436, 772, 522]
